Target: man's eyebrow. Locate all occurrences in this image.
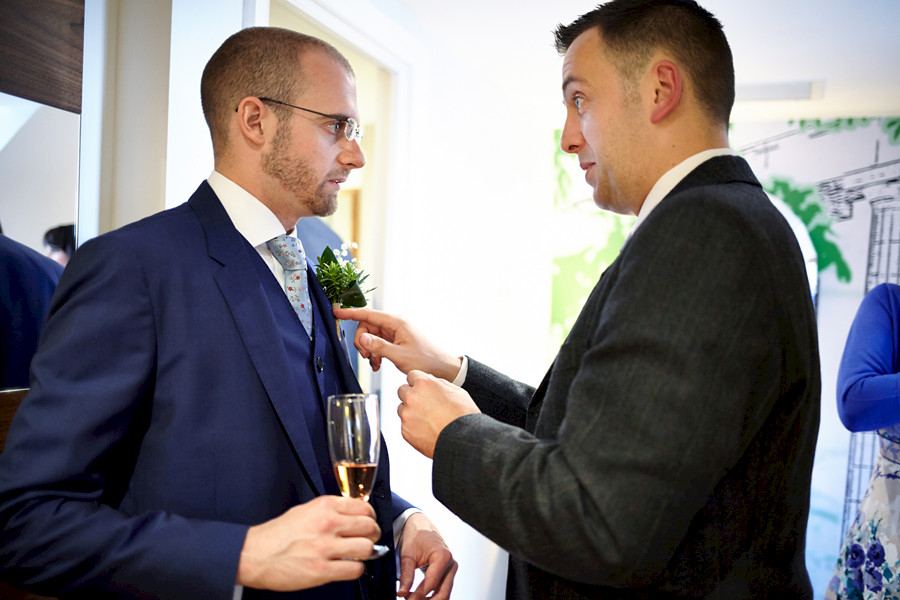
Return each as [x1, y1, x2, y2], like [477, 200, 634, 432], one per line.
[317, 111, 352, 121]
[562, 75, 586, 94]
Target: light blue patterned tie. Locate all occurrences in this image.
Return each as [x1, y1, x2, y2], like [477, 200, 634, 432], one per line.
[266, 234, 313, 337]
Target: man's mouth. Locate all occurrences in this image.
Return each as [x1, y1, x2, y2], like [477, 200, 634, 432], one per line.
[326, 175, 348, 188]
[580, 161, 595, 183]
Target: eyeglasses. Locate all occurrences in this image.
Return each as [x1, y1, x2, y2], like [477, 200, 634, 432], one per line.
[258, 97, 363, 143]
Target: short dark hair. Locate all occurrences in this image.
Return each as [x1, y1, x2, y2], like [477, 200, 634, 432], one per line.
[44, 224, 76, 256]
[554, 0, 734, 126]
[200, 27, 353, 155]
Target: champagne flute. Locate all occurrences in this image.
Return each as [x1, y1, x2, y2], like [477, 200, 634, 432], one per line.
[326, 393, 389, 560]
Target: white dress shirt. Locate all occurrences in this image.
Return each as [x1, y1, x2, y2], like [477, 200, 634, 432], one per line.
[207, 170, 295, 282]
[629, 147, 735, 237]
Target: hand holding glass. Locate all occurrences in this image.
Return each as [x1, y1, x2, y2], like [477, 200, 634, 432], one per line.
[327, 393, 388, 560]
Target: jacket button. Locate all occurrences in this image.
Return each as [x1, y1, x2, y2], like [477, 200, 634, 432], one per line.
[316, 356, 324, 372]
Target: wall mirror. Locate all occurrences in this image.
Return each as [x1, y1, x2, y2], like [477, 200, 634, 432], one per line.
[0, 0, 83, 258]
[0, 91, 79, 256]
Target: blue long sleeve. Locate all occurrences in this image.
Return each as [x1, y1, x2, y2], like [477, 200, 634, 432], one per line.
[836, 283, 900, 431]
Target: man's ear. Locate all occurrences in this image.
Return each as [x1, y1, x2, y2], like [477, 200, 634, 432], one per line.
[235, 96, 269, 149]
[649, 60, 682, 124]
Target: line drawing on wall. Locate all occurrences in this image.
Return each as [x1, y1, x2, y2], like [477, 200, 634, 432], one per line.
[818, 156, 900, 537]
[732, 117, 900, 598]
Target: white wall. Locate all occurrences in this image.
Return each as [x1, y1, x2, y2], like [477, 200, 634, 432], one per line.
[78, 0, 173, 238]
[164, 0, 249, 207]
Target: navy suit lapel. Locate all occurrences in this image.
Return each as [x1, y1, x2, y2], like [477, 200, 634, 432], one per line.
[188, 183, 328, 495]
[307, 261, 363, 394]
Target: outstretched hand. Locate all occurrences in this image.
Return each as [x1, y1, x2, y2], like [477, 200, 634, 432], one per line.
[333, 307, 462, 381]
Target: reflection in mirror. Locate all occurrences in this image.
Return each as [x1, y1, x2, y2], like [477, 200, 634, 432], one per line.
[0, 91, 79, 258]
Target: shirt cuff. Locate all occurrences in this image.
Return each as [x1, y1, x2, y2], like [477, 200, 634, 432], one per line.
[451, 356, 469, 387]
[393, 507, 422, 549]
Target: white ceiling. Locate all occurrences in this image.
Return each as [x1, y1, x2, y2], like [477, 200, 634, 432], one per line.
[392, 0, 900, 121]
[0, 92, 39, 153]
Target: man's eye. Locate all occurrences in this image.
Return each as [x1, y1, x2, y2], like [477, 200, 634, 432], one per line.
[574, 96, 584, 111]
[327, 122, 345, 135]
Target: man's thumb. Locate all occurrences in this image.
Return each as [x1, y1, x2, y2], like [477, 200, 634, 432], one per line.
[360, 332, 386, 355]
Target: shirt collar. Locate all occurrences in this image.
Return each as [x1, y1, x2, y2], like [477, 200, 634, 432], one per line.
[630, 147, 736, 237]
[207, 170, 290, 247]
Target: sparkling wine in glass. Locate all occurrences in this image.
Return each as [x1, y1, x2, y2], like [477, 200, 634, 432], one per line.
[326, 393, 388, 560]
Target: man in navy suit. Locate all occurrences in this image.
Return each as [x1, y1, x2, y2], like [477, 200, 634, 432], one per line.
[0, 233, 63, 388]
[0, 28, 455, 599]
[338, 1, 820, 598]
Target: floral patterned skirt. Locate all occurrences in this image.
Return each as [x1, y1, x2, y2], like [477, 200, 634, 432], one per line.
[826, 427, 900, 600]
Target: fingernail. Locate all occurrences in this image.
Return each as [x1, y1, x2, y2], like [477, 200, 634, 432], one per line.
[360, 333, 371, 347]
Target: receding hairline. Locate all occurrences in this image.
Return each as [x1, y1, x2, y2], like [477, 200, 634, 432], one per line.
[200, 27, 355, 156]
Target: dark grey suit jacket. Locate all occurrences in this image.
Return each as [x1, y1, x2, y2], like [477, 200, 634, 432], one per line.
[432, 156, 820, 599]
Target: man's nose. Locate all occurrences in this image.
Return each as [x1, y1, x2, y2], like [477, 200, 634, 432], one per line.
[341, 139, 366, 169]
[560, 117, 583, 155]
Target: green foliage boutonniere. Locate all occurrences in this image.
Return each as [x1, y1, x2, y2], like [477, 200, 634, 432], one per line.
[315, 242, 374, 308]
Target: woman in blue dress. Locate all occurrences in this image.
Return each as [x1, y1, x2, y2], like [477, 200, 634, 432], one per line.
[827, 283, 900, 599]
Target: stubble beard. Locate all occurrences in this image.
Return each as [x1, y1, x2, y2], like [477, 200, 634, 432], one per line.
[262, 121, 341, 218]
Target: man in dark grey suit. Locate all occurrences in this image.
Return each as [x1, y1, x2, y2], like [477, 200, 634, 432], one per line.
[337, 1, 820, 598]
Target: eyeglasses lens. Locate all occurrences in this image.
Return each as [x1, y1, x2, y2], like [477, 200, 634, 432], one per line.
[345, 118, 362, 142]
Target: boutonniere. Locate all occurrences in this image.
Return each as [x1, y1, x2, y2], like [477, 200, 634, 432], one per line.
[315, 242, 373, 308]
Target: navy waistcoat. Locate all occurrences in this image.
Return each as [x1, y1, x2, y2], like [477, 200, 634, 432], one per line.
[245, 247, 394, 600]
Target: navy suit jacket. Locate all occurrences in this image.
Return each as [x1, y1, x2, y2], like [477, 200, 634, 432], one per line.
[0, 234, 63, 388]
[0, 183, 410, 599]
